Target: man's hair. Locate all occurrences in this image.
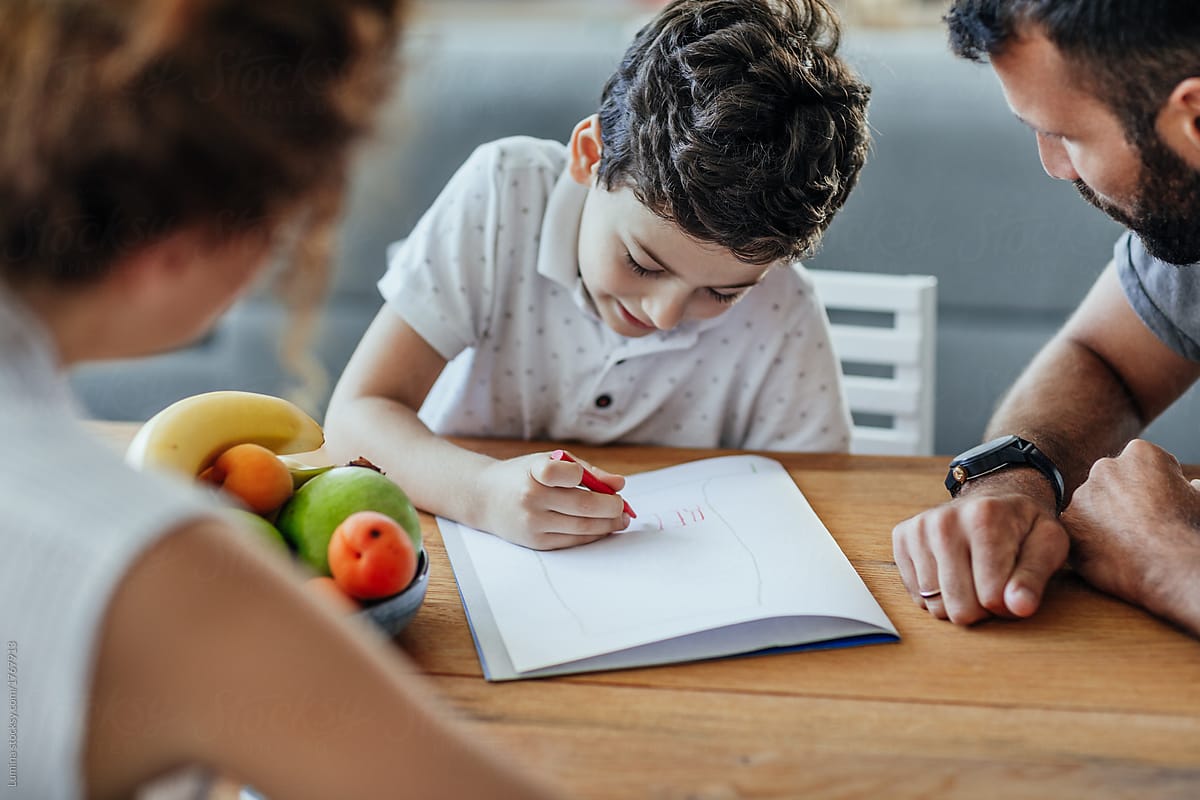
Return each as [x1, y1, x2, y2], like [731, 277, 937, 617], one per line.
[596, 0, 871, 265]
[945, 0, 1200, 146]
[0, 0, 403, 286]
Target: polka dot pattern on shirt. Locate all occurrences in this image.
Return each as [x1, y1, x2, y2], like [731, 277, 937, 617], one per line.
[378, 136, 852, 452]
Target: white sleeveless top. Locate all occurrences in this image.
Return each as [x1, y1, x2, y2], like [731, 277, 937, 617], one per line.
[0, 285, 212, 799]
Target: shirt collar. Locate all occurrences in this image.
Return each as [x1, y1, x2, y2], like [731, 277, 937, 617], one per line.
[536, 165, 588, 292]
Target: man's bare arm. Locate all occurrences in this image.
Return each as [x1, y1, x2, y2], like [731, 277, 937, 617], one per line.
[894, 261, 1200, 624]
[981, 261, 1200, 499]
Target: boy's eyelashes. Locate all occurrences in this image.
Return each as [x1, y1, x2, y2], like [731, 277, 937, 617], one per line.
[623, 250, 662, 278]
[622, 251, 744, 305]
[706, 287, 743, 304]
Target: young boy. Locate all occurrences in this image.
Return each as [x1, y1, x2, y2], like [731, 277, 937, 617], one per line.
[325, 0, 871, 550]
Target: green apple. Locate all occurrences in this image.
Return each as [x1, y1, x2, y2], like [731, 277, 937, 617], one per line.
[226, 508, 290, 554]
[275, 465, 422, 576]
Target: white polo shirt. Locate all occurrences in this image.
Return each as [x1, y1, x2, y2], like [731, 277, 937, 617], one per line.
[379, 136, 851, 452]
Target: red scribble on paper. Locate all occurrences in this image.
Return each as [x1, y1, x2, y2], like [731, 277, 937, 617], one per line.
[647, 505, 706, 531]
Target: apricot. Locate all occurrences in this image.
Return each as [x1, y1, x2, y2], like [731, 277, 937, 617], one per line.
[328, 510, 417, 600]
[305, 576, 361, 614]
[200, 442, 294, 514]
[276, 466, 421, 576]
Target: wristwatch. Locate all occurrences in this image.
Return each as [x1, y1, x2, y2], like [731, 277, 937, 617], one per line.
[945, 435, 1066, 513]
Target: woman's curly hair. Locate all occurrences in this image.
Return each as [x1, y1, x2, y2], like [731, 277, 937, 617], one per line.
[0, 0, 403, 286]
[597, 0, 871, 265]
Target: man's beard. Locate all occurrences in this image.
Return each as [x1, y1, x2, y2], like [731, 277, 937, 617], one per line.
[1074, 133, 1200, 266]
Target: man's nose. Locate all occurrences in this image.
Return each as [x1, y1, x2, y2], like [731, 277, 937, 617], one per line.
[645, 285, 692, 331]
[1035, 132, 1080, 182]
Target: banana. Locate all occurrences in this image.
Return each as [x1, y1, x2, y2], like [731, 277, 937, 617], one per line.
[125, 390, 325, 478]
[277, 456, 335, 490]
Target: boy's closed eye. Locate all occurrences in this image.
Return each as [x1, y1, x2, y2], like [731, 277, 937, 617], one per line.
[706, 287, 745, 304]
[623, 249, 664, 279]
[622, 250, 750, 304]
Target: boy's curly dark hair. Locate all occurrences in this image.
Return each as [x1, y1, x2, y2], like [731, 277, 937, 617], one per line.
[596, 0, 870, 265]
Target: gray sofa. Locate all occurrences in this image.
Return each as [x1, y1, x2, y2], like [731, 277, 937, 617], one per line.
[71, 19, 1200, 460]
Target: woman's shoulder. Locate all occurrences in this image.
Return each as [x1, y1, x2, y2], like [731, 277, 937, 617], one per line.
[1, 412, 210, 560]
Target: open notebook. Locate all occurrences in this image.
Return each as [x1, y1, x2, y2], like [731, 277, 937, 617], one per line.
[439, 454, 898, 681]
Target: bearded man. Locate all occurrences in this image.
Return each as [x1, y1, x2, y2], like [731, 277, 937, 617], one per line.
[893, 0, 1200, 637]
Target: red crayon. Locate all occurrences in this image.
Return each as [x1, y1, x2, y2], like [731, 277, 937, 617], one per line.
[549, 449, 637, 519]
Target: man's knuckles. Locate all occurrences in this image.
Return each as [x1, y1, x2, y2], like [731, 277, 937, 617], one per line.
[1120, 438, 1171, 463]
[954, 496, 1035, 538]
[942, 596, 990, 625]
[976, 584, 1010, 616]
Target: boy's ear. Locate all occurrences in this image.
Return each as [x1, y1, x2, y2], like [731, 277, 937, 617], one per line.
[1160, 77, 1200, 169]
[568, 114, 604, 185]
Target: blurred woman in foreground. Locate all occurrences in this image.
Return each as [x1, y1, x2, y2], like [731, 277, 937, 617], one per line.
[0, 1, 559, 798]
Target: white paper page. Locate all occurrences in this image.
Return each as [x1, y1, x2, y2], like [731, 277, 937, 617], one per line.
[510, 615, 890, 680]
[443, 455, 895, 674]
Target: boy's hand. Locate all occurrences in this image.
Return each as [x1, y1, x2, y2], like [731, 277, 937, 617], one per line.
[476, 451, 632, 550]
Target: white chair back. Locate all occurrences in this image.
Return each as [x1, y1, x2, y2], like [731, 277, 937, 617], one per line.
[808, 269, 938, 456]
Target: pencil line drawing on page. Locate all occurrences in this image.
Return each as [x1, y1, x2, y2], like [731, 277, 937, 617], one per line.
[534, 476, 765, 636]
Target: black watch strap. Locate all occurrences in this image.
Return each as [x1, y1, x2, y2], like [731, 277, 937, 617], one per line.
[945, 435, 1066, 513]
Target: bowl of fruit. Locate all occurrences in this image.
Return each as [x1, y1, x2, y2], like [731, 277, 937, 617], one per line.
[274, 460, 429, 635]
[125, 390, 429, 636]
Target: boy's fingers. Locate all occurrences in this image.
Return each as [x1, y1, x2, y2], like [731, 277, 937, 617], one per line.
[545, 487, 626, 520]
[530, 454, 584, 488]
[593, 472, 626, 491]
[526, 532, 612, 551]
[543, 509, 625, 534]
[546, 449, 626, 490]
[580, 460, 625, 491]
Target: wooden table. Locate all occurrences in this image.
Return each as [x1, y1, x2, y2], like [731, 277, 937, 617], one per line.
[95, 427, 1200, 798]
[410, 441, 1200, 799]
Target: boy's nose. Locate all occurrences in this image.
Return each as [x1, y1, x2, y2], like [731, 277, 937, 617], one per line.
[645, 287, 691, 331]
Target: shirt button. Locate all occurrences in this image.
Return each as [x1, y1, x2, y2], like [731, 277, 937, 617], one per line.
[595, 394, 613, 409]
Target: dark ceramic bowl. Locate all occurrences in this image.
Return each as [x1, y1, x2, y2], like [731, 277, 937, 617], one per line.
[357, 548, 429, 636]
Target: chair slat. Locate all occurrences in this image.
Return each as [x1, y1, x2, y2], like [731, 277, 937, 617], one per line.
[809, 268, 938, 455]
[828, 326, 922, 365]
[843, 375, 921, 415]
[810, 272, 936, 313]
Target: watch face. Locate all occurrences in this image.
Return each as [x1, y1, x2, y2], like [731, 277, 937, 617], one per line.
[952, 435, 1020, 465]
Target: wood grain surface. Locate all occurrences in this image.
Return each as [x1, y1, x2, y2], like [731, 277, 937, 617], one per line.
[92, 424, 1200, 799]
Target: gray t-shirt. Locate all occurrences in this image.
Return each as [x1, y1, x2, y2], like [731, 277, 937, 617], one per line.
[1115, 230, 1200, 361]
[0, 286, 211, 799]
